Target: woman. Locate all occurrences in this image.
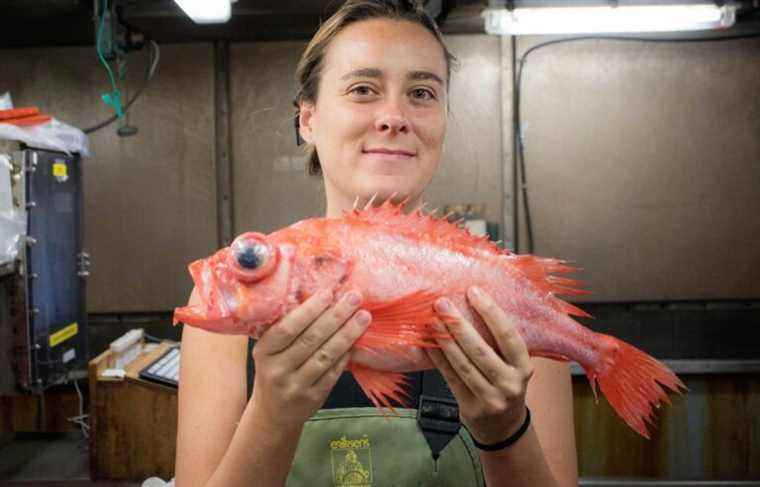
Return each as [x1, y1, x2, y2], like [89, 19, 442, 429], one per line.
[175, 1, 578, 486]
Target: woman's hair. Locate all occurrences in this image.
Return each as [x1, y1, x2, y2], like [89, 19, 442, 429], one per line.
[295, 0, 457, 176]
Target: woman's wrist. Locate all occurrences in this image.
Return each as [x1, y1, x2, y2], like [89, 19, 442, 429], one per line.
[468, 406, 531, 452]
[247, 393, 306, 438]
[466, 406, 531, 451]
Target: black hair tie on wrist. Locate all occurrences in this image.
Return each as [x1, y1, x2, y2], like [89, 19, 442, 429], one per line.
[470, 407, 531, 451]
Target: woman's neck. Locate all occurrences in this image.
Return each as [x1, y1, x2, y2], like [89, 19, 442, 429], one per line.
[324, 189, 424, 219]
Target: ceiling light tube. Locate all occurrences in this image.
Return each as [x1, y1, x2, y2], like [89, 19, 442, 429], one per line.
[174, 0, 232, 24]
[483, 3, 737, 35]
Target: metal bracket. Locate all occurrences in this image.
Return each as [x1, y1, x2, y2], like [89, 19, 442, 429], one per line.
[25, 151, 38, 173]
[77, 251, 91, 278]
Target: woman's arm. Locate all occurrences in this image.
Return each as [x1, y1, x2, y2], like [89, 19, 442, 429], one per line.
[174, 288, 371, 487]
[426, 287, 578, 487]
[524, 358, 578, 484]
[174, 320, 250, 487]
[477, 359, 578, 487]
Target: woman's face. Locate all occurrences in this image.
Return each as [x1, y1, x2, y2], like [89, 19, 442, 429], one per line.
[299, 18, 448, 214]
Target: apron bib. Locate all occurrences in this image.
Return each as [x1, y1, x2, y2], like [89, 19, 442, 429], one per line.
[286, 407, 485, 487]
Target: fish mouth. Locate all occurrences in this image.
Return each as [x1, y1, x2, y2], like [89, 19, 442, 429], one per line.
[173, 303, 207, 326]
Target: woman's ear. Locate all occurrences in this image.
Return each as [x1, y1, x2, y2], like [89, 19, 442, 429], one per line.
[298, 102, 315, 145]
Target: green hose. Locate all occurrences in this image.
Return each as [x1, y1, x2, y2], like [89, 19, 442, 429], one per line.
[96, 0, 124, 120]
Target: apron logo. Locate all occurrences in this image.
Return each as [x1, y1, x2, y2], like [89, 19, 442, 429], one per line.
[330, 435, 372, 487]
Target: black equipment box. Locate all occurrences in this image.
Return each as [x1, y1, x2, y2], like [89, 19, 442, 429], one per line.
[10, 146, 89, 392]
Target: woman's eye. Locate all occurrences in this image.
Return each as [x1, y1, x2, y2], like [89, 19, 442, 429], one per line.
[349, 85, 375, 96]
[410, 88, 435, 101]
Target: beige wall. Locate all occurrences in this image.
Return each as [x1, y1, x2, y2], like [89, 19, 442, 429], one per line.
[515, 37, 760, 301]
[0, 44, 217, 312]
[427, 35, 503, 227]
[1, 35, 758, 311]
[230, 41, 324, 235]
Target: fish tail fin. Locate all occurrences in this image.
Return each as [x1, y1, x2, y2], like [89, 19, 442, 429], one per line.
[348, 363, 411, 413]
[587, 334, 687, 439]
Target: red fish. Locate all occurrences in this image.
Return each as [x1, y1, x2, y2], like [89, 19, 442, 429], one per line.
[174, 199, 685, 438]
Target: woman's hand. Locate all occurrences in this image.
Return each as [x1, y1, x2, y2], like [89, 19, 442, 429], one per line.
[426, 286, 535, 445]
[250, 289, 371, 429]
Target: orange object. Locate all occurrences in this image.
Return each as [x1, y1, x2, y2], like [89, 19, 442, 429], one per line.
[0, 107, 40, 121]
[1, 114, 52, 127]
[173, 198, 686, 439]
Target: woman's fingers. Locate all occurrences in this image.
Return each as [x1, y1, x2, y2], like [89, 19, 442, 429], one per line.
[425, 347, 474, 403]
[281, 290, 365, 368]
[255, 289, 334, 355]
[298, 309, 371, 386]
[466, 287, 533, 375]
[435, 297, 510, 385]
[432, 300, 498, 398]
[312, 352, 351, 395]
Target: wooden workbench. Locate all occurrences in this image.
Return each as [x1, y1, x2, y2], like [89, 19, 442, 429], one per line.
[88, 341, 178, 481]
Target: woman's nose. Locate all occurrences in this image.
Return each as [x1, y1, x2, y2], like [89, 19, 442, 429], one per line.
[374, 103, 409, 134]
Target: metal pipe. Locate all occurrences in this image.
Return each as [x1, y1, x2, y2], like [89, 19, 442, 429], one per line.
[214, 40, 234, 247]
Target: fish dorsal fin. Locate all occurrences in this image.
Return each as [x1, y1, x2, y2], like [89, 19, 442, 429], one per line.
[509, 254, 593, 316]
[344, 198, 509, 257]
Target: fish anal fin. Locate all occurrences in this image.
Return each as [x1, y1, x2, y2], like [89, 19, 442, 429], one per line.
[348, 363, 411, 413]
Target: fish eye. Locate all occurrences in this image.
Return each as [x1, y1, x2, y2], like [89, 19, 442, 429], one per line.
[234, 241, 268, 269]
[227, 232, 279, 282]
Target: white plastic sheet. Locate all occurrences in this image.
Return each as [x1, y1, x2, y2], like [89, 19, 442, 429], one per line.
[0, 92, 91, 157]
[0, 154, 25, 266]
[0, 118, 91, 158]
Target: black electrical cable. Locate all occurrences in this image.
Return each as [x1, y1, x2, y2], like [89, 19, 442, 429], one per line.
[514, 30, 760, 254]
[143, 332, 167, 343]
[84, 39, 160, 134]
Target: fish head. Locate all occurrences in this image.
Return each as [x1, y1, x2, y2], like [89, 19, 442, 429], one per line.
[174, 232, 294, 337]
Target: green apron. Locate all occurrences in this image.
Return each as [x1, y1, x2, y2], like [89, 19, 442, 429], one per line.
[285, 407, 485, 487]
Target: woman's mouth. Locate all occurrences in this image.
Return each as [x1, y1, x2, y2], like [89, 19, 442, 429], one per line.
[362, 147, 416, 160]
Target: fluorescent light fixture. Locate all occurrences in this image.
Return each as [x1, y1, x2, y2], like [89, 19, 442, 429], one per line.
[483, 3, 737, 35]
[174, 0, 232, 24]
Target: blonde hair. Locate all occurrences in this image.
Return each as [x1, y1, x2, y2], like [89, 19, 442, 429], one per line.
[294, 0, 457, 176]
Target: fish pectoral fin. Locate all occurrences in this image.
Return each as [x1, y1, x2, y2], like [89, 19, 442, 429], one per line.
[348, 363, 411, 411]
[356, 290, 443, 352]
